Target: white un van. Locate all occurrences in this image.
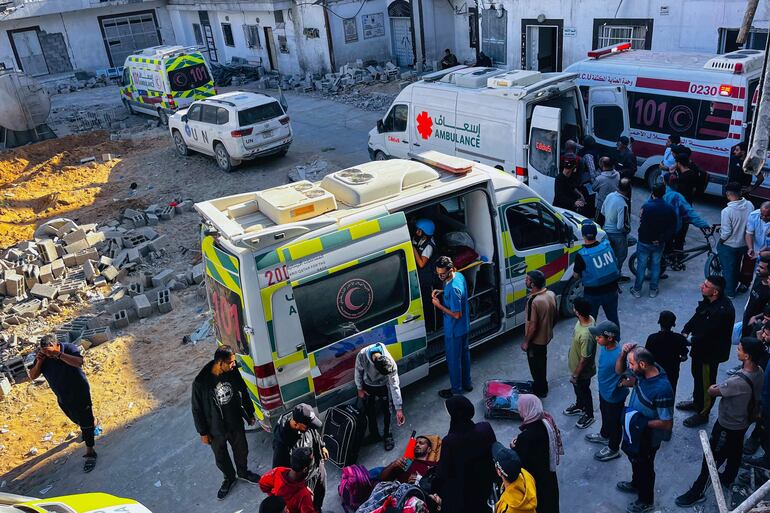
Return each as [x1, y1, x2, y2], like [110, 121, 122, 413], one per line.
[367, 64, 631, 203]
[195, 151, 590, 428]
[567, 43, 767, 198]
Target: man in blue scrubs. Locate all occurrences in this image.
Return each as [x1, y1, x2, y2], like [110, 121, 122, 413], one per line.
[432, 256, 471, 399]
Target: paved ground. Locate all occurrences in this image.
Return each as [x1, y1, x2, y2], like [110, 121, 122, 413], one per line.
[2, 90, 746, 513]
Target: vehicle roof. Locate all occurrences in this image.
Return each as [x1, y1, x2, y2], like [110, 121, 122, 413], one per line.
[128, 45, 203, 61]
[195, 154, 527, 250]
[570, 49, 762, 74]
[197, 91, 277, 109]
[405, 67, 577, 100]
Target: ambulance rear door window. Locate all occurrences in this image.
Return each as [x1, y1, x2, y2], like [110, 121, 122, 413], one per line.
[293, 252, 410, 353]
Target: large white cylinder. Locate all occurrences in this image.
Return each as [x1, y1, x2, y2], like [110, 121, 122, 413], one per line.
[0, 70, 50, 131]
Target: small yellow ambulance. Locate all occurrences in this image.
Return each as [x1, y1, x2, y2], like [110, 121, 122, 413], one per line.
[0, 491, 152, 513]
[120, 45, 216, 125]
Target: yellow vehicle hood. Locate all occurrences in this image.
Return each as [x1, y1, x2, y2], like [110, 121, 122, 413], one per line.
[15, 493, 152, 513]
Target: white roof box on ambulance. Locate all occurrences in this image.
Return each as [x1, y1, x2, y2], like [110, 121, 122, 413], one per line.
[367, 64, 631, 203]
[567, 43, 767, 198]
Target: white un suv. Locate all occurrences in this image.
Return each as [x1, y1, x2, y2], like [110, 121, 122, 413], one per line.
[168, 91, 293, 172]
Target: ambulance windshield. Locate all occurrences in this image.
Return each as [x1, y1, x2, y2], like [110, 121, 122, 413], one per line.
[169, 63, 211, 91]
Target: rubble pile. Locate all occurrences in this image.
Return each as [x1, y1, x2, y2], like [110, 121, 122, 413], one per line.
[282, 60, 409, 95]
[44, 73, 110, 96]
[211, 60, 270, 87]
[0, 201, 206, 387]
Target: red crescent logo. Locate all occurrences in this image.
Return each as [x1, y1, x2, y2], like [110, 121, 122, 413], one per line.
[344, 288, 364, 311]
[336, 279, 374, 320]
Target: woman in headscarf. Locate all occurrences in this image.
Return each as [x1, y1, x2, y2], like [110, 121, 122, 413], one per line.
[511, 394, 563, 513]
[433, 395, 497, 513]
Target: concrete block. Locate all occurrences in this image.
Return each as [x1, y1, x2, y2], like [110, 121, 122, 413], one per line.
[50, 258, 65, 278]
[152, 269, 174, 288]
[129, 214, 146, 227]
[113, 250, 128, 269]
[99, 255, 113, 268]
[85, 232, 105, 246]
[37, 240, 59, 263]
[127, 248, 141, 263]
[141, 271, 154, 288]
[128, 282, 144, 296]
[157, 289, 172, 313]
[64, 238, 90, 255]
[123, 208, 142, 219]
[62, 228, 87, 245]
[83, 260, 98, 283]
[133, 227, 158, 240]
[146, 213, 159, 226]
[133, 294, 152, 318]
[122, 234, 148, 248]
[192, 262, 205, 284]
[107, 286, 126, 302]
[112, 309, 129, 329]
[0, 279, 6, 296]
[159, 206, 175, 220]
[5, 273, 24, 297]
[54, 220, 78, 238]
[101, 265, 119, 282]
[148, 235, 167, 253]
[75, 248, 98, 265]
[62, 253, 78, 267]
[93, 276, 107, 287]
[82, 326, 112, 346]
[76, 338, 92, 350]
[38, 264, 53, 284]
[175, 199, 194, 213]
[30, 283, 58, 300]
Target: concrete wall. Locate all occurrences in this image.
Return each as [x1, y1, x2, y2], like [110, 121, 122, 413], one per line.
[326, 0, 390, 69]
[439, 0, 770, 71]
[169, 3, 332, 75]
[0, 1, 174, 72]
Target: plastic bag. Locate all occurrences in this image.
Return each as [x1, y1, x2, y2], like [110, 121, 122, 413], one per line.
[732, 322, 743, 345]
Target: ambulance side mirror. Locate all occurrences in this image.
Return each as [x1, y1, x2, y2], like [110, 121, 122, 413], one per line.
[181, 114, 188, 123]
[377, 119, 384, 133]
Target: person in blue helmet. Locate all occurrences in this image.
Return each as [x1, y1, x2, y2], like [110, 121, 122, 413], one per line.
[412, 218, 439, 329]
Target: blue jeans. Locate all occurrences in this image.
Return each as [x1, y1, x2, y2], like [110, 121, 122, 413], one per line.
[717, 243, 746, 297]
[444, 332, 471, 394]
[633, 241, 665, 292]
[584, 290, 620, 329]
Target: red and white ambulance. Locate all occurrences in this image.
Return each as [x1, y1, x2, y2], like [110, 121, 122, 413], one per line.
[567, 44, 765, 198]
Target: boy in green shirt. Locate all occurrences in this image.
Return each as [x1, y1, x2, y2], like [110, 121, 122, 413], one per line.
[564, 297, 597, 429]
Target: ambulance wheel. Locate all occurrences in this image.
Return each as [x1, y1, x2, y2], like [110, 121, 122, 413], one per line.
[215, 143, 234, 172]
[645, 166, 662, 190]
[172, 130, 189, 157]
[560, 276, 583, 318]
[122, 99, 134, 115]
[374, 150, 387, 161]
[157, 108, 169, 126]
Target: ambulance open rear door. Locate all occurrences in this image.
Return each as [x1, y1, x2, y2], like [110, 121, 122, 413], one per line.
[527, 106, 561, 203]
[587, 85, 630, 150]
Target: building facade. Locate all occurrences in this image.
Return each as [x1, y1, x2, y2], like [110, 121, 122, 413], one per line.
[416, 0, 770, 72]
[0, 0, 176, 76]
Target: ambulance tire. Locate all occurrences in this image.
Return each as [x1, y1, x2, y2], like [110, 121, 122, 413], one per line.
[560, 276, 583, 318]
[122, 99, 134, 115]
[172, 130, 189, 157]
[374, 150, 387, 161]
[215, 143, 234, 173]
[157, 108, 169, 127]
[645, 166, 662, 190]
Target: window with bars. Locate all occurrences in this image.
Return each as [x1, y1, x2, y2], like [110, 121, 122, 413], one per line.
[592, 18, 653, 51]
[243, 24, 261, 48]
[598, 25, 647, 49]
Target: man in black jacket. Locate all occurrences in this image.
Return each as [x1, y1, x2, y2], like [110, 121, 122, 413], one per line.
[192, 345, 261, 500]
[677, 275, 736, 427]
[273, 403, 328, 511]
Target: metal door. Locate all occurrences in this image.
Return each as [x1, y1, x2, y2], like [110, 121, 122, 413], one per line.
[390, 18, 414, 67]
[12, 30, 48, 76]
[481, 8, 507, 65]
[264, 27, 279, 71]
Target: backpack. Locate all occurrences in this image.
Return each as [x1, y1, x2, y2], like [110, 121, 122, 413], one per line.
[339, 464, 373, 513]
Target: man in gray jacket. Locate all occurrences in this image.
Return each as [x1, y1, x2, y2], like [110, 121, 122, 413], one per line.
[601, 179, 632, 282]
[593, 157, 620, 216]
[719, 182, 754, 298]
[355, 343, 405, 451]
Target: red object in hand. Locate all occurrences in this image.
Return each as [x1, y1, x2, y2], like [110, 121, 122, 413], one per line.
[403, 430, 417, 464]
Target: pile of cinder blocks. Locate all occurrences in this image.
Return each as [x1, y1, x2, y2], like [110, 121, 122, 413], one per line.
[286, 59, 412, 96]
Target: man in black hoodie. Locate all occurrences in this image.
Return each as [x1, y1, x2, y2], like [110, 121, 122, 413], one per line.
[192, 345, 261, 500]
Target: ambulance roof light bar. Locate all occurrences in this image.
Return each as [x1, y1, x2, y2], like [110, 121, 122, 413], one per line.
[410, 151, 473, 174]
[587, 42, 632, 59]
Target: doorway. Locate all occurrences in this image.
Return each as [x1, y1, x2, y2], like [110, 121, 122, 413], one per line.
[9, 28, 48, 76]
[521, 19, 563, 72]
[264, 26, 278, 71]
[198, 11, 218, 62]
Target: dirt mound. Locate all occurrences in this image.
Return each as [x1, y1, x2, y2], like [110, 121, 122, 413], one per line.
[0, 132, 131, 248]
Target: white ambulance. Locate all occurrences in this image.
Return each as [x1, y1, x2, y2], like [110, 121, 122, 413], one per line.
[195, 152, 590, 428]
[367, 64, 631, 203]
[567, 44, 765, 197]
